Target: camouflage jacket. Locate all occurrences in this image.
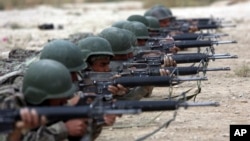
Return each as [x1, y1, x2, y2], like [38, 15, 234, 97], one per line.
[0, 85, 69, 141]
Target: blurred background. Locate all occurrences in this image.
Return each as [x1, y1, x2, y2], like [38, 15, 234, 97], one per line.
[0, 0, 247, 10]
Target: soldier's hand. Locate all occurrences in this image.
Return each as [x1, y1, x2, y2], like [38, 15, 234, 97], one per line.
[162, 54, 177, 67]
[108, 84, 128, 96]
[16, 108, 47, 130]
[103, 114, 116, 126]
[159, 69, 170, 76]
[169, 46, 180, 54]
[65, 118, 88, 136]
[109, 75, 129, 96]
[68, 95, 80, 106]
[189, 25, 198, 32]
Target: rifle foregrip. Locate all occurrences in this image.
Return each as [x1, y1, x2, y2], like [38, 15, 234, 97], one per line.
[114, 76, 172, 87]
[175, 40, 212, 48]
[173, 33, 199, 40]
[112, 100, 178, 111]
[172, 53, 208, 63]
[197, 24, 219, 29]
[164, 67, 199, 75]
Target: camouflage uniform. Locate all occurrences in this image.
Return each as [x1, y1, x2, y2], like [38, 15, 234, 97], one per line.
[39, 39, 101, 141]
[0, 59, 78, 141]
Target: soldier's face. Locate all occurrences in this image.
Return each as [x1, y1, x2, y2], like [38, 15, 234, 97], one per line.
[137, 39, 148, 46]
[49, 98, 68, 106]
[159, 18, 171, 27]
[91, 58, 111, 72]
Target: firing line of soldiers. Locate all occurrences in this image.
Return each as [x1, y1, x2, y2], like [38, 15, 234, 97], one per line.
[0, 4, 237, 141]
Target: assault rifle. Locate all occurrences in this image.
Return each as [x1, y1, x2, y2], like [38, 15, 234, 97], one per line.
[133, 52, 238, 64]
[195, 23, 236, 30]
[0, 100, 219, 133]
[121, 63, 231, 76]
[161, 22, 236, 32]
[145, 40, 237, 53]
[78, 72, 207, 97]
[148, 33, 229, 41]
[173, 17, 232, 25]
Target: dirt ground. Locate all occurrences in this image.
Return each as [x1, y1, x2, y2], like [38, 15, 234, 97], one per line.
[0, 1, 250, 141]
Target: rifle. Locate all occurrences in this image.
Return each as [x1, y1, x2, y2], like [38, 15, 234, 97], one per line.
[173, 18, 233, 26]
[196, 23, 236, 30]
[133, 53, 238, 64]
[121, 64, 231, 76]
[0, 100, 219, 133]
[139, 40, 237, 54]
[148, 33, 229, 41]
[79, 73, 207, 96]
[163, 40, 236, 49]
[161, 22, 236, 33]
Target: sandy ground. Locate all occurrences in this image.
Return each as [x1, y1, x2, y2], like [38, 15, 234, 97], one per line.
[0, 1, 250, 141]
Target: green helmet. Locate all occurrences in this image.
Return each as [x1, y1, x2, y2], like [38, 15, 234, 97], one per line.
[145, 16, 161, 30]
[76, 36, 114, 60]
[80, 49, 92, 61]
[22, 59, 76, 105]
[112, 20, 130, 28]
[120, 29, 137, 47]
[40, 39, 87, 72]
[127, 15, 149, 27]
[144, 9, 153, 17]
[151, 4, 173, 16]
[98, 27, 133, 55]
[123, 21, 150, 40]
[146, 7, 172, 21]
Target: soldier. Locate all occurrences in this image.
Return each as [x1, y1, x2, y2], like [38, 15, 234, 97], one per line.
[0, 59, 79, 141]
[97, 27, 160, 99]
[145, 5, 198, 32]
[127, 14, 149, 27]
[76, 36, 129, 98]
[40, 39, 87, 84]
[40, 39, 115, 141]
[145, 16, 162, 37]
[144, 6, 172, 28]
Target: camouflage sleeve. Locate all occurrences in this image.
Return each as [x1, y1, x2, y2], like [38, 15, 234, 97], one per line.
[114, 86, 154, 100]
[80, 120, 103, 141]
[0, 87, 26, 141]
[22, 122, 68, 141]
[46, 122, 68, 141]
[0, 135, 8, 141]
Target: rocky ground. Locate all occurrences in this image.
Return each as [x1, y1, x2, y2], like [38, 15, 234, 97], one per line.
[0, 0, 250, 141]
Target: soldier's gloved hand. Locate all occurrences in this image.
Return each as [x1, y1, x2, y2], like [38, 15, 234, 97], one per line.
[162, 54, 177, 67]
[17, 108, 47, 130]
[103, 114, 116, 126]
[159, 69, 170, 76]
[65, 118, 88, 136]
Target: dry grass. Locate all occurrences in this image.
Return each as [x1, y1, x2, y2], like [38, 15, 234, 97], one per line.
[234, 62, 250, 77]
